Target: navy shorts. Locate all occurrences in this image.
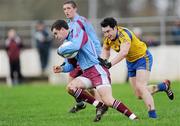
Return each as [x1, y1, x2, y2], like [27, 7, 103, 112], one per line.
[126, 50, 153, 77]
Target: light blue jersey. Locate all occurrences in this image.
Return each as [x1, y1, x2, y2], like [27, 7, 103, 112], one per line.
[58, 22, 99, 72]
[67, 14, 102, 56]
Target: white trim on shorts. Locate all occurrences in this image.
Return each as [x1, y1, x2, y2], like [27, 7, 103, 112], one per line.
[96, 84, 111, 90]
[95, 64, 110, 85]
[76, 76, 93, 89]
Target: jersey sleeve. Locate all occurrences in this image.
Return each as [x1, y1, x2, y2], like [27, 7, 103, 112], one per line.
[119, 29, 133, 44]
[61, 59, 74, 72]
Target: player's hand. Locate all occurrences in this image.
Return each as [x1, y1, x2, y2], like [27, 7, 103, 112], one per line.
[53, 65, 62, 73]
[98, 57, 112, 69]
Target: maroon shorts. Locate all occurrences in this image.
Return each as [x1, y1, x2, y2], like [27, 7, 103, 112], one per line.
[69, 65, 83, 78]
[81, 64, 111, 87]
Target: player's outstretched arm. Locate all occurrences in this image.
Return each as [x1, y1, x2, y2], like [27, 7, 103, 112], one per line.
[111, 42, 130, 66]
[100, 45, 111, 60]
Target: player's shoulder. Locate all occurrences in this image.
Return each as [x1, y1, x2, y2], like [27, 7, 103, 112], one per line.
[121, 27, 133, 35]
[77, 15, 90, 25]
[70, 21, 82, 29]
[79, 15, 88, 22]
[70, 21, 84, 35]
[118, 26, 131, 33]
[118, 26, 133, 40]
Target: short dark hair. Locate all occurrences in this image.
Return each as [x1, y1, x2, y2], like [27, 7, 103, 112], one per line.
[63, 0, 77, 8]
[51, 20, 69, 31]
[100, 17, 117, 29]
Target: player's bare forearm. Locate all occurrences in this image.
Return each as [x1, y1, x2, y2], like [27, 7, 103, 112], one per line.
[101, 46, 110, 59]
[111, 52, 126, 66]
[111, 42, 130, 66]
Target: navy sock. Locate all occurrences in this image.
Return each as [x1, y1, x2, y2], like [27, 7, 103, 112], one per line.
[148, 110, 157, 118]
[157, 82, 167, 91]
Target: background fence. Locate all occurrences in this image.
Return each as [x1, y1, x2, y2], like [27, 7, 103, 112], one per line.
[0, 16, 180, 84]
[0, 16, 179, 49]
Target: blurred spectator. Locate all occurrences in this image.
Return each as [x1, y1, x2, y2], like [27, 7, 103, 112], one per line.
[5, 29, 23, 84]
[34, 20, 52, 74]
[132, 27, 143, 39]
[132, 27, 160, 47]
[145, 35, 160, 47]
[171, 19, 180, 45]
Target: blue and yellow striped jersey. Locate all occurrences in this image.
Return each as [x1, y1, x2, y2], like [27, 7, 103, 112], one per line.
[103, 26, 147, 62]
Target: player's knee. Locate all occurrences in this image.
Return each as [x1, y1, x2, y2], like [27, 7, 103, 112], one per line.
[135, 84, 144, 94]
[133, 87, 143, 99]
[66, 83, 75, 95]
[134, 90, 142, 99]
[136, 89, 144, 98]
[101, 97, 113, 107]
[135, 85, 149, 99]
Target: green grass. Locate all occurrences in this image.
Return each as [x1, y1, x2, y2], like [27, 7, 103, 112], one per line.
[0, 81, 179, 126]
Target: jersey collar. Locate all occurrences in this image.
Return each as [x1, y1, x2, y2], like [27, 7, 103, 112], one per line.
[111, 27, 119, 41]
[73, 13, 80, 22]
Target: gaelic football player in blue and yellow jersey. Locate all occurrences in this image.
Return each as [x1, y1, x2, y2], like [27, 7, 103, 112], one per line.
[99, 17, 174, 118]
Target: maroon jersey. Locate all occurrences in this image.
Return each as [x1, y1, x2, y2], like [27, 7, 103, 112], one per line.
[6, 37, 22, 62]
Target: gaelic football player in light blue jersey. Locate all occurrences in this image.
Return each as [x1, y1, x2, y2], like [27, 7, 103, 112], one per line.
[62, 0, 103, 118]
[51, 19, 138, 122]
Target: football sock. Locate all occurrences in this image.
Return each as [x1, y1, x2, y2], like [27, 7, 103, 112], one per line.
[73, 88, 104, 108]
[157, 82, 167, 91]
[148, 110, 157, 118]
[112, 100, 137, 120]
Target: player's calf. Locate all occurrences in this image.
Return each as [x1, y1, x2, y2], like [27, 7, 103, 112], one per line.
[97, 87, 138, 120]
[101, 97, 138, 120]
[112, 100, 138, 120]
[68, 88, 105, 109]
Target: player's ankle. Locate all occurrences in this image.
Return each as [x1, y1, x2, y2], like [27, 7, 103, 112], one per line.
[129, 113, 138, 120]
[148, 110, 157, 118]
[76, 101, 85, 107]
[157, 83, 167, 91]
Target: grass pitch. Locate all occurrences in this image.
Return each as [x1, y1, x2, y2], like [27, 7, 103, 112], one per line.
[0, 81, 179, 126]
